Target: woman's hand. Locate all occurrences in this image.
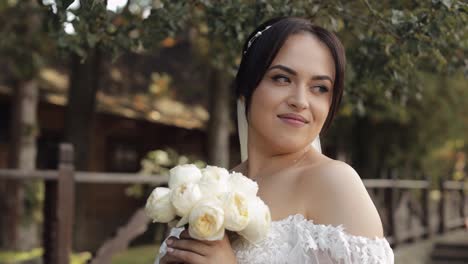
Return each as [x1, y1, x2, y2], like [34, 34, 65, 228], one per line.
[160, 229, 237, 264]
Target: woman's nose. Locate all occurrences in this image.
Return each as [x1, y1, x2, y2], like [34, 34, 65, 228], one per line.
[287, 86, 308, 110]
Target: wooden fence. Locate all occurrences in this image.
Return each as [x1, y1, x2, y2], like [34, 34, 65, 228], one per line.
[0, 143, 466, 264]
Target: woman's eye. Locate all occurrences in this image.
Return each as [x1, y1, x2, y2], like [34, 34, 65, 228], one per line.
[271, 75, 290, 84]
[311, 85, 329, 93]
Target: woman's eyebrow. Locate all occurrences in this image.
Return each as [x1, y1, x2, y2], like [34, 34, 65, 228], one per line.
[312, 75, 334, 85]
[268, 64, 334, 84]
[268, 64, 297, 75]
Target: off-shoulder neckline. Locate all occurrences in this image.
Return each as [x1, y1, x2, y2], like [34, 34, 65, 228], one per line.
[271, 213, 389, 242]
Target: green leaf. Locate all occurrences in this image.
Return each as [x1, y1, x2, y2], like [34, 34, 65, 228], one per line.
[391, 9, 405, 25]
[86, 33, 99, 48]
[441, 0, 453, 9]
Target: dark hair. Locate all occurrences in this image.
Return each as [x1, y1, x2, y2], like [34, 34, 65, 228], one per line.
[235, 17, 346, 133]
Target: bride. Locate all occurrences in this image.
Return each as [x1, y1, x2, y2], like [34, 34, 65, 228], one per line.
[156, 17, 394, 263]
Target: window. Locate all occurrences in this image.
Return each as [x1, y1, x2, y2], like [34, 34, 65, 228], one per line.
[108, 138, 141, 172]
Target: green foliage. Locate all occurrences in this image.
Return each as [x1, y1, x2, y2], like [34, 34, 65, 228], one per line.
[41, 0, 190, 62]
[125, 148, 206, 198]
[406, 72, 468, 180]
[326, 71, 467, 180]
[0, 0, 51, 79]
[47, 0, 141, 61]
[141, 1, 190, 50]
[4, 0, 465, 121]
[140, 148, 206, 176]
[343, 0, 467, 121]
[23, 181, 44, 224]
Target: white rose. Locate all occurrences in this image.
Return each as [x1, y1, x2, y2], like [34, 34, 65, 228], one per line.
[228, 172, 259, 199]
[169, 164, 202, 190]
[221, 191, 250, 231]
[238, 197, 271, 244]
[188, 199, 225, 241]
[198, 166, 230, 197]
[145, 187, 176, 223]
[171, 182, 203, 217]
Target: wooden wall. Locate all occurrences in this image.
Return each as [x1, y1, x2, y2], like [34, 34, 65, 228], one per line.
[0, 98, 242, 252]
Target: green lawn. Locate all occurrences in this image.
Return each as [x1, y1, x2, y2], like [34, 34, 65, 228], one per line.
[111, 245, 160, 264]
[0, 248, 91, 264]
[0, 244, 159, 264]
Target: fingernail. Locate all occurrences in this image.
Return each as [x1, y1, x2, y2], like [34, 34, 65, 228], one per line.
[167, 239, 173, 245]
[167, 247, 174, 252]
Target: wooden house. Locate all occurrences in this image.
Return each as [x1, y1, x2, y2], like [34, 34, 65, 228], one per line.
[0, 47, 241, 251]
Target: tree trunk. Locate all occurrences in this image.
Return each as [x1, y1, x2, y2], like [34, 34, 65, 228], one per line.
[65, 48, 102, 251]
[207, 68, 230, 167]
[0, 0, 43, 251]
[64, 49, 102, 170]
[2, 79, 39, 250]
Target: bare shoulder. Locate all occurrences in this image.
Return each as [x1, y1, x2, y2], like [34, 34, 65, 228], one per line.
[298, 159, 384, 238]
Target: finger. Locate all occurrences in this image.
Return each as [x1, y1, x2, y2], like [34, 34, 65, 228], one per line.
[179, 229, 192, 240]
[179, 230, 212, 245]
[167, 238, 211, 256]
[167, 247, 205, 264]
[159, 253, 184, 264]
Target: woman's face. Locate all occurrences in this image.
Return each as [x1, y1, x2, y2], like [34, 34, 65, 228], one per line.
[248, 33, 335, 154]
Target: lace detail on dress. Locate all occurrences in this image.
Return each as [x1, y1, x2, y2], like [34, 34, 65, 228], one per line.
[154, 214, 394, 264]
[232, 214, 394, 264]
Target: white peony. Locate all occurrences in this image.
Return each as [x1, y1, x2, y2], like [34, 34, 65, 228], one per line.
[238, 196, 271, 244]
[145, 164, 271, 243]
[221, 191, 250, 231]
[228, 172, 259, 199]
[171, 182, 203, 217]
[168, 164, 202, 190]
[188, 199, 225, 241]
[145, 187, 176, 223]
[198, 166, 230, 197]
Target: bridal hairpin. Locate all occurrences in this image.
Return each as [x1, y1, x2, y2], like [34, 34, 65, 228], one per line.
[243, 25, 272, 55]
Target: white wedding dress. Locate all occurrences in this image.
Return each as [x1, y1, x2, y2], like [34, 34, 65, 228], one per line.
[155, 213, 394, 264]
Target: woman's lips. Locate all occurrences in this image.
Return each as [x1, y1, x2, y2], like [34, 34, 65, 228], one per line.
[278, 116, 307, 127]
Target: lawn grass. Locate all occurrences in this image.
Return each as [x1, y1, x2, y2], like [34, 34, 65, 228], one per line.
[0, 248, 42, 263]
[0, 244, 159, 264]
[111, 244, 160, 264]
[0, 248, 91, 264]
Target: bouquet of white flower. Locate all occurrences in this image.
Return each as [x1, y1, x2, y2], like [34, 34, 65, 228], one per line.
[145, 164, 271, 243]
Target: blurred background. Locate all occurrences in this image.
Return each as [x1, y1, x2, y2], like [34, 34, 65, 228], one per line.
[0, 0, 466, 263]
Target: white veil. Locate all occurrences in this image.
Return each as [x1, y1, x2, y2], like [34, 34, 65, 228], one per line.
[237, 98, 321, 162]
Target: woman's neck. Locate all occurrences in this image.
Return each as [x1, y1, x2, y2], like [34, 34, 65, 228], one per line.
[246, 133, 313, 180]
